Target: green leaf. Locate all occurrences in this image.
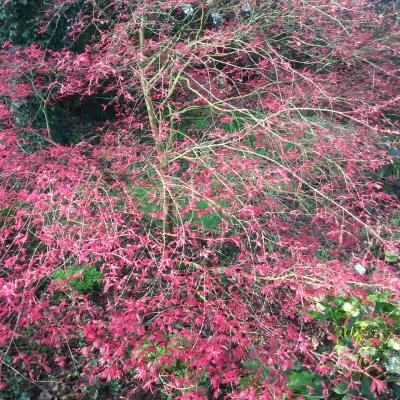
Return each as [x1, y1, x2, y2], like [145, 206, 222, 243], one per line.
[256, 148, 266, 156]
[385, 250, 398, 263]
[374, 301, 397, 314]
[53, 265, 102, 294]
[196, 200, 209, 210]
[242, 359, 261, 370]
[133, 187, 159, 213]
[360, 376, 374, 398]
[239, 376, 251, 388]
[332, 381, 347, 394]
[287, 371, 317, 388]
[377, 164, 394, 178]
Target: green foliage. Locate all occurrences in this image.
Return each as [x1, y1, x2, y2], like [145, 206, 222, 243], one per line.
[53, 265, 103, 294]
[374, 146, 400, 196]
[135, 336, 191, 384]
[241, 359, 326, 399]
[385, 249, 399, 263]
[285, 366, 323, 399]
[236, 291, 400, 399]
[185, 199, 223, 233]
[0, 360, 38, 400]
[377, 159, 400, 180]
[220, 112, 250, 133]
[309, 290, 400, 396]
[0, 0, 94, 49]
[196, 211, 221, 231]
[0, 0, 42, 45]
[240, 358, 270, 389]
[282, 364, 376, 400]
[133, 187, 160, 213]
[81, 378, 123, 399]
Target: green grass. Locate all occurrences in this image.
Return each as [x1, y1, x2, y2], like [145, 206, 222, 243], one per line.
[53, 264, 103, 294]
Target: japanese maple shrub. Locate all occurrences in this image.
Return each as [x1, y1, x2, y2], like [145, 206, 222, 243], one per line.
[0, 0, 399, 399]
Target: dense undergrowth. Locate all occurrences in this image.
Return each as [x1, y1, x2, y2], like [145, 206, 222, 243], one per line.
[0, 0, 399, 399]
